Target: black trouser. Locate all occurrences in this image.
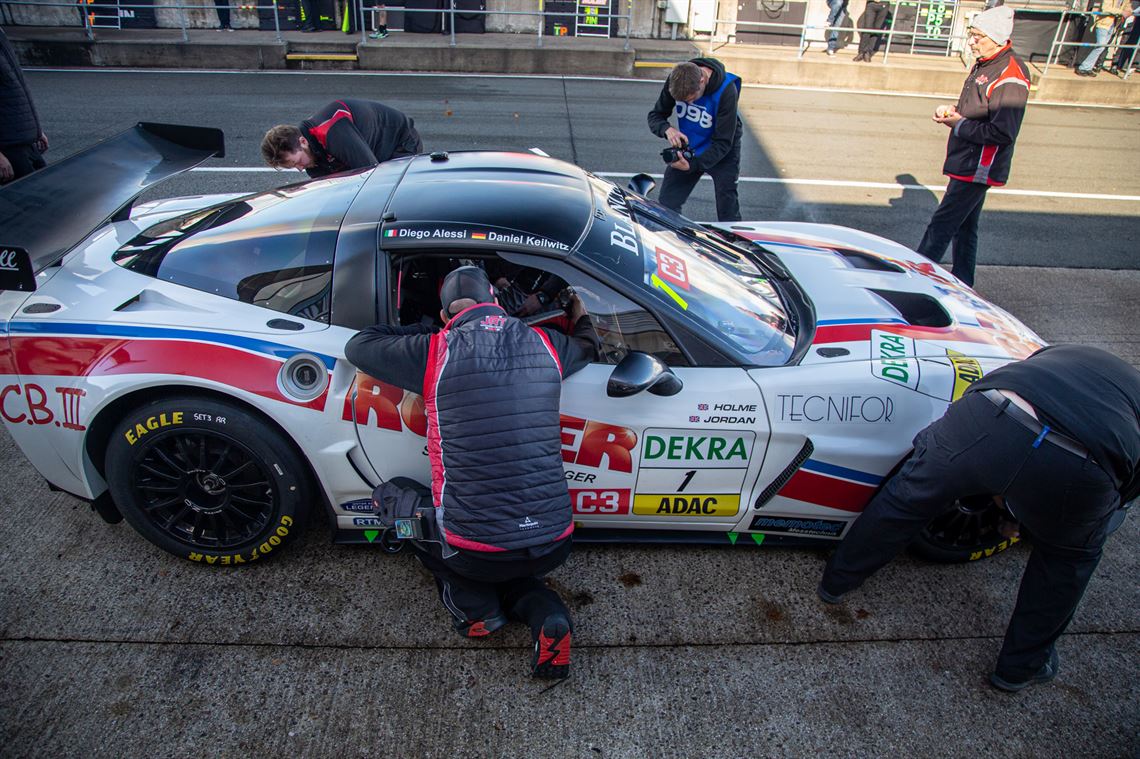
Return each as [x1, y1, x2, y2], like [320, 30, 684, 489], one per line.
[213, 0, 230, 27]
[857, 1, 889, 56]
[298, 0, 317, 27]
[1, 142, 46, 185]
[658, 137, 742, 222]
[1114, 21, 1140, 70]
[392, 128, 423, 159]
[916, 177, 989, 286]
[414, 538, 572, 638]
[821, 391, 1119, 682]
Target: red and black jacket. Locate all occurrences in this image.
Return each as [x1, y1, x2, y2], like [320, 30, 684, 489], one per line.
[300, 98, 422, 178]
[346, 305, 597, 553]
[944, 44, 1031, 187]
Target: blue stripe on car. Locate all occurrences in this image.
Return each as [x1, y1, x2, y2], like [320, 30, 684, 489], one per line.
[6, 321, 337, 371]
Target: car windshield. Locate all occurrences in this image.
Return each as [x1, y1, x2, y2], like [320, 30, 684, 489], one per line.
[577, 181, 795, 366]
[113, 173, 367, 322]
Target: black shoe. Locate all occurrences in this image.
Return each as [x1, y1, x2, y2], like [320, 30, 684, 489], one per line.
[299, 24, 318, 32]
[989, 648, 1060, 692]
[853, 53, 864, 61]
[817, 582, 847, 604]
[531, 614, 571, 679]
[1075, 68, 1097, 77]
[453, 612, 508, 638]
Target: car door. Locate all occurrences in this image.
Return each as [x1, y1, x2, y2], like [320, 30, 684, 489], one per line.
[349, 249, 771, 533]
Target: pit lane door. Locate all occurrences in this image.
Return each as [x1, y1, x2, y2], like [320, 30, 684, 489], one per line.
[558, 363, 769, 531]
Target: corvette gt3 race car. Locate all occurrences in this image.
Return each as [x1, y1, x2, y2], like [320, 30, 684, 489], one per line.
[0, 123, 1046, 567]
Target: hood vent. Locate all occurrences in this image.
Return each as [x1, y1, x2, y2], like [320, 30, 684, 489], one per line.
[868, 289, 951, 327]
[836, 249, 905, 272]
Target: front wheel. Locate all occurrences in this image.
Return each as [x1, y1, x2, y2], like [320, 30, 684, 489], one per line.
[911, 495, 1020, 563]
[105, 398, 311, 565]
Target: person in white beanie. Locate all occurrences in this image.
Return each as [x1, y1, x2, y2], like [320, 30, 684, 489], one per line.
[914, 4, 1030, 286]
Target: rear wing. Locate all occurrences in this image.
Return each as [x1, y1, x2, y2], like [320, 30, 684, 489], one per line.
[0, 122, 224, 292]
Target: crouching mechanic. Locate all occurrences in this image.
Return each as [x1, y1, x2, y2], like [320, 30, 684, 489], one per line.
[647, 58, 743, 222]
[345, 266, 599, 679]
[261, 98, 422, 178]
[818, 344, 1140, 692]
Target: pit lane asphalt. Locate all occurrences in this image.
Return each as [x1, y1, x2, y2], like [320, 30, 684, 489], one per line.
[0, 71, 1137, 758]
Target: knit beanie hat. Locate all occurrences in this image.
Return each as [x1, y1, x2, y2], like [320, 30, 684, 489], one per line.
[970, 5, 1014, 45]
[440, 266, 495, 315]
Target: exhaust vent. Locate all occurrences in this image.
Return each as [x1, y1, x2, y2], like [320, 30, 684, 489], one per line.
[753, 439, 814, 510]
[868, 289, 951, 328]
[835, 249, 904, 272]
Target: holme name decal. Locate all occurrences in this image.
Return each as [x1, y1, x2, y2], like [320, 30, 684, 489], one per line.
[777, 394, 894, 423]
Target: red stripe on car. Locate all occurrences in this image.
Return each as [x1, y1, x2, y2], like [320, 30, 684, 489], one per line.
[776, 469, 875, 513]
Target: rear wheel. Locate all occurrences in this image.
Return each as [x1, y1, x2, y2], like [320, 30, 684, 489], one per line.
[911, 494, 1020, 563]
[105, 398, 311, 565]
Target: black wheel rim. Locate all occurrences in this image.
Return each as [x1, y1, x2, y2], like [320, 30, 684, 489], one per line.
[921, 496, 1003, 551]
[128, 430, 276, 550]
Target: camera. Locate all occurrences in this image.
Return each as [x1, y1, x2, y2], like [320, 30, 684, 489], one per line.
[661, 146, 695, 164]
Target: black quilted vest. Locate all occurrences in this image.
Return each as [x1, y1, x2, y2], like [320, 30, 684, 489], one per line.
[423, 304, 572, 552]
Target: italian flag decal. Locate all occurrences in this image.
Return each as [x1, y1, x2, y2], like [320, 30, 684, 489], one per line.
[384, 229, 397, 237]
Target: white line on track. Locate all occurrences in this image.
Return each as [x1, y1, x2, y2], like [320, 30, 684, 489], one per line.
[189, 167, 1140, 202]
[25, 67, 1140, 110]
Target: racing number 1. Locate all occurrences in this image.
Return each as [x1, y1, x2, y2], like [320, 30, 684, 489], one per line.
[678, 470, 696, 492]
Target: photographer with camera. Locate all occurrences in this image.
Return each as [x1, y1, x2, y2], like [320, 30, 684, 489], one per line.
[345, 266, 598, 680]
[647, 58, 743, 222]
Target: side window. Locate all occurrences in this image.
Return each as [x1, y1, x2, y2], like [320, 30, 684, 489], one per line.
[494, 253, 688, 367]
[113, 174, 367, 323]
[387, 252, 687, 366]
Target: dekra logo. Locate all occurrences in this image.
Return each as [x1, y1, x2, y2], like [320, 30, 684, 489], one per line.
[644, 434, 747, 461]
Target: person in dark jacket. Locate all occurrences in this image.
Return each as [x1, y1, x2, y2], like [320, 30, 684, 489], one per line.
[0, 28, 49, 185]
[647, 57, 743, 222]
[915, 5, 1030, 287]
[818, 344, 1140, 692]
[260, 99, 422, 178]
[345, 266, 598, 679]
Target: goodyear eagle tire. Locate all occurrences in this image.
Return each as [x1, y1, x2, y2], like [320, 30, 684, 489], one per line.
[105, 399, 311, 566]
[910, 495, 1020, 564]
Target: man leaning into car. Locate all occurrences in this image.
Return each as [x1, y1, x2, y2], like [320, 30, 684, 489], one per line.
[345, 266, 598, 680]
[817, 344, 1140, 692]
[261, 98, 422, 178]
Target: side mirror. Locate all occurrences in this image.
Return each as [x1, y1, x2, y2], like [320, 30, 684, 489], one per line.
[627, 173, 656, 197]
[607, 351, 683, 397]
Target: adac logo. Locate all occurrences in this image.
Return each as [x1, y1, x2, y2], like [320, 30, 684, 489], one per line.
[479, 314, 507, 332]
[518, 515, 541, 530]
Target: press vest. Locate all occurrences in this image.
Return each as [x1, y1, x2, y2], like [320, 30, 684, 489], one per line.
[423, 304, 574, 552]
[674, 72, 741, 156]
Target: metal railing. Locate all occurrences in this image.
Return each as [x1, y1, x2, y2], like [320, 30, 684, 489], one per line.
[0, 0, 633, 49]
[355, 2, 632, 49]
[1039, 9, 1137, 79]
[708, 12, 965, 64]
[3, 0, 1135, 77]
[0, 0, 288, 41]
[707, 5, 1138, 78]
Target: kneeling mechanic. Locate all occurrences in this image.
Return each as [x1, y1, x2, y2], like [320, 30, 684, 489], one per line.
[345, 266, 598, 679]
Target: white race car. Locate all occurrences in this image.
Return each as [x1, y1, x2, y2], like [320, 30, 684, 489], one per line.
[0, 124, 1044, 566]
